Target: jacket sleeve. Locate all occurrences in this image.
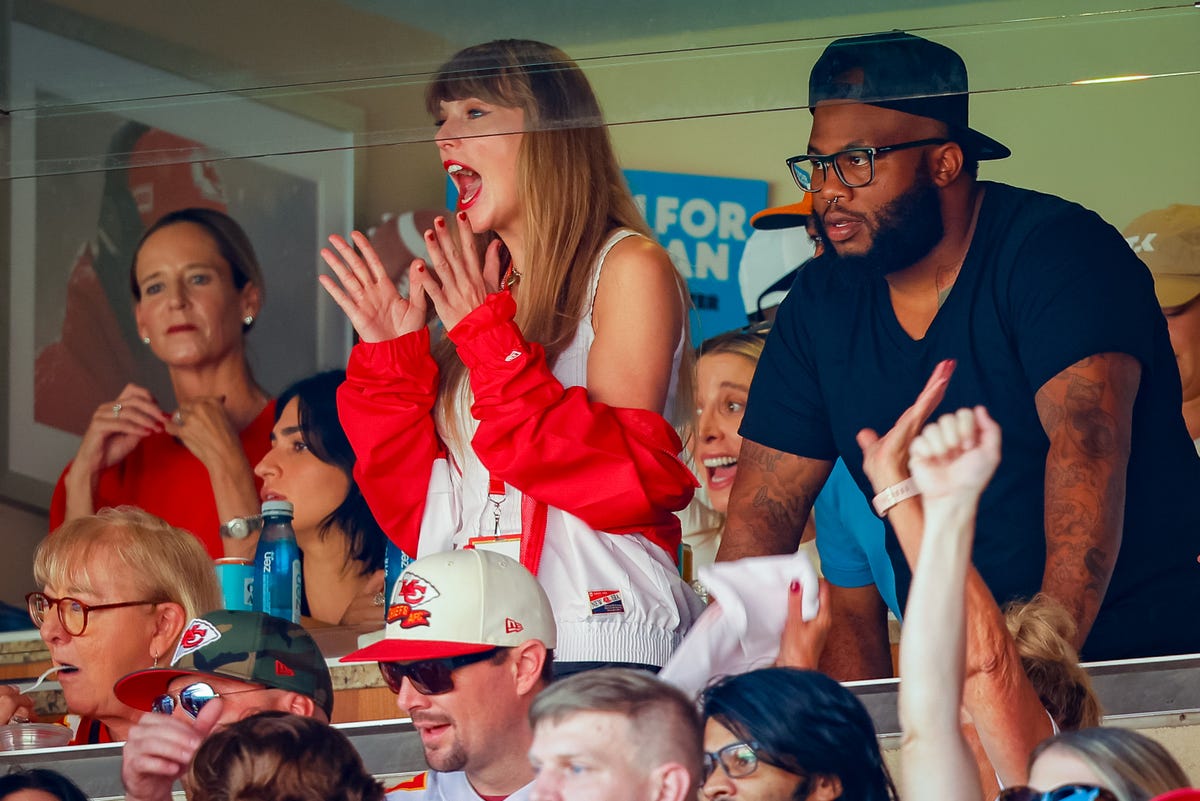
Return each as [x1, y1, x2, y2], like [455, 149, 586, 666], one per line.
[449, 291, 697, 550]
[337, 327, 444, 559]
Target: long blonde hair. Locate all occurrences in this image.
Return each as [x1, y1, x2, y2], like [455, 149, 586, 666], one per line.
[425, 40, 692, 447]
[1030, 728, 1189, 801]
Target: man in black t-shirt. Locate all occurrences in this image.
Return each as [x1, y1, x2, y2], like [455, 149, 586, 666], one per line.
[719, 31, 1200, 675]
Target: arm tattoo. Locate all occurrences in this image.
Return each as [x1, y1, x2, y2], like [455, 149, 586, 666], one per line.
[717, 440, 831, 561]
[1035, 353, 1138, 644]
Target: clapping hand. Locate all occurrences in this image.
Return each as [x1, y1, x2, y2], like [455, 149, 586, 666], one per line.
[420, 212, 504, 332]
[319, 231, 430, 343]
[908, 406, 1002, 504]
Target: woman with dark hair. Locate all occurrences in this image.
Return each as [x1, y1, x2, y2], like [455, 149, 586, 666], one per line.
[323, 39, 701, 669]
[255, 370, 386, 625]
[50, 207, 272, 560]
[0, 768, 89, 801]
[699, 667, 899, 801]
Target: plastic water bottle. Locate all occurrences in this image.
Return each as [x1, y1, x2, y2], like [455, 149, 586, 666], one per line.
[383, 539, 412, 617]
[254, 500, 302, 623]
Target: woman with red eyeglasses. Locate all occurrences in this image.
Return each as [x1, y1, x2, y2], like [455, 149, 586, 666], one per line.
[1, 507, 218, 743]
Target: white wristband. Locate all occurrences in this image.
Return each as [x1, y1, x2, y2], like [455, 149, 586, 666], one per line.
[872, 478, 920, 517]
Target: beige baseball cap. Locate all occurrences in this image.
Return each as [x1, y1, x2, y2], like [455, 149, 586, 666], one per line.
[340, 549, 556, 663]
[1123, 204, 1200, 308]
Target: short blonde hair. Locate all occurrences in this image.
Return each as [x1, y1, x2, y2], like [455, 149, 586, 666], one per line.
[188, 712, 384, 801]
[1005, 594, 1102, 730]
[36, 506, 219, 621]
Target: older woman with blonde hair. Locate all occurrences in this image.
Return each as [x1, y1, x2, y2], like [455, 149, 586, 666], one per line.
[0, 506, 219, 743]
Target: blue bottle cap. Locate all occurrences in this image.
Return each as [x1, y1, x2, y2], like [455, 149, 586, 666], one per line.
[260, 500, 295, 517]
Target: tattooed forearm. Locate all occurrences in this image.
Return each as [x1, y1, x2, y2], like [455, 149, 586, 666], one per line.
[717, 440, 833, 561]
[1035, 353, 1139, 646]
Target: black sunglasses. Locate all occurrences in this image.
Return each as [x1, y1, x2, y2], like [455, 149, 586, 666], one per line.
[378, 648, 500, 696]
[151, 681, 269, 719]
[995, 785, 1118, 801]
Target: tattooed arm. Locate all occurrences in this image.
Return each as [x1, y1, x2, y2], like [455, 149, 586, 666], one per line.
[1034, 352, 1140, 649]
[716, 440, 833, 560]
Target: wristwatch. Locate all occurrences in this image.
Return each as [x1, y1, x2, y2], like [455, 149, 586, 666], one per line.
[219, 515, 264, 540]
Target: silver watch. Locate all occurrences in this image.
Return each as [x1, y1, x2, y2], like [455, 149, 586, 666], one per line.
[219, 515, 263, 540]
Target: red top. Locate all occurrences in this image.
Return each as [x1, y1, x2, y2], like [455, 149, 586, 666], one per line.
[338, 291, 695, 562]
[66, 715, 116, 745]
[49, 402, 276, 558]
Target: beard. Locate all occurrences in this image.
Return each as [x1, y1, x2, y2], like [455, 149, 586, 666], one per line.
[423, 737, 469, 773]
[816, 168, 944, 284]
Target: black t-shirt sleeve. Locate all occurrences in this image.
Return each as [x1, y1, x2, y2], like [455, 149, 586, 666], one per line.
[739, 267, 838, 460]
[1006, 203, 1158, 393]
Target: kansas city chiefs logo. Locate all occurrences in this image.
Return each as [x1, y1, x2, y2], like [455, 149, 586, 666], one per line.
[173, 619, 221, 664]
[387, 572, 439, 629]
[395, 573, 439, 607]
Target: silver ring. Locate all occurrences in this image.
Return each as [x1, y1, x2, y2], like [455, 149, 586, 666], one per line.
[172, 410, 184, 426]
[111, 403, 122, 419]
[372, 592, 386, 607]
[826, 196, 840, 206]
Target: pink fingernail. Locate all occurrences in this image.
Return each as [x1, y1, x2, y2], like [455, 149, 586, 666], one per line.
[789, 580, 800, 593]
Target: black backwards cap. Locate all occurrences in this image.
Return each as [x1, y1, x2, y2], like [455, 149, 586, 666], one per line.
[808, 31, 1010, 161]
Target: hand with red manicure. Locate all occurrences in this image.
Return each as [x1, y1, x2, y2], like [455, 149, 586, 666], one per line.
[319, 231, 431, 343]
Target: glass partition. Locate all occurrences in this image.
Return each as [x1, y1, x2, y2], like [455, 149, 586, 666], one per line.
[2, 0, 1198, 504]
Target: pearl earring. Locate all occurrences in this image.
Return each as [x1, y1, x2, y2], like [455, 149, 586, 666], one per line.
[243, 315, 255, 326]
[141, 336, 151, 345]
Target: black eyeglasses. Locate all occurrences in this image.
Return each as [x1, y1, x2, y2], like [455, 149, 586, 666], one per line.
[786, 138, 950, 193]
[996, 785, 1118, 801]
[25, 591, 159, 636]
[151, 681, 269, 719]
[378, 648, 500, 696]
[703, 741, 764, 781]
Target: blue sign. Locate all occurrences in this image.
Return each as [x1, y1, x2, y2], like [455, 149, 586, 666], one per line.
[446, 170, 768, 344]
[624, 169, 767, 344]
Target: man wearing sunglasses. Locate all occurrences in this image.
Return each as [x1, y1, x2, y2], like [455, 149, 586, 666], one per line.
[112, 610, 333, 801]
[719, 30, 1200, 675]
[342, 549, 556, 801]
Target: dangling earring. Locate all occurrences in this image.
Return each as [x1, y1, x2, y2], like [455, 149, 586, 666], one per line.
[243, 315, 255, 326]
[141, 336, 151, 345]
[152, 651, 160, 668]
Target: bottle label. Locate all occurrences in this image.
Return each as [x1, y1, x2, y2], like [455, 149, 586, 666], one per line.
[292, 560, 302, 622]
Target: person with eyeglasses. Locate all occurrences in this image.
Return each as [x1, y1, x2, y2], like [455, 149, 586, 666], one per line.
[112, 610, 334, 801]
[341, 548, 555, 801]
[0, 507, 219, 744]
[698, 667, 898, 801]
[719, 30, 1200, 675]
[527, 668, 702, 801]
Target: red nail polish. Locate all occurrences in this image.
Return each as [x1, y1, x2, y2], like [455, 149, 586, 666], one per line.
[417, 265, 425, 273]
[457, 211, 467, 221]
[789, 580, 800, 593]
[436, 217, 446, 228]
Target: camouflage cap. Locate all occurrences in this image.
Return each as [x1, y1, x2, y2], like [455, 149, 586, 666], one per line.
[114, 610, 334, 718]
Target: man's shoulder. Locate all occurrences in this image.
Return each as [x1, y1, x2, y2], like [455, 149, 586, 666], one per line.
[978, 181, 1110, 240]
